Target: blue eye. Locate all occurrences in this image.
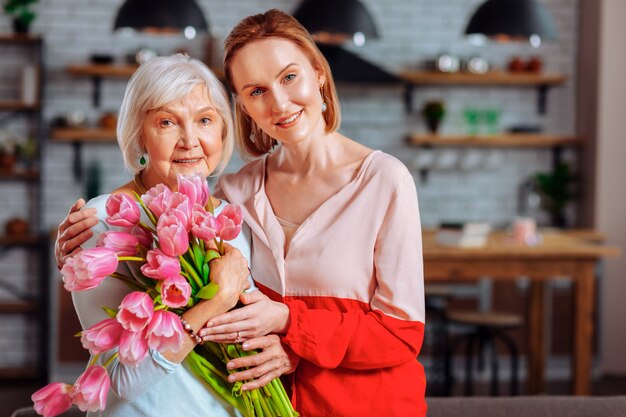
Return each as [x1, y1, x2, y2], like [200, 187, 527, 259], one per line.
[250, 88, 263, 97]
[200, 117, 211, 124]
[285, 73, 296, 81]
[160, 119, 173, 127]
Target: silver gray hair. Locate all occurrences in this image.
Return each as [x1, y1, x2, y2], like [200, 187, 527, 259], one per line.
[117, 54, 234, 175]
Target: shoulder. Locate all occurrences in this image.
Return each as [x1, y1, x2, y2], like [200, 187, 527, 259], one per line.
[364, 151, 414, 192]
[217, 158, 265, 204]
[84, 194, 111, 219]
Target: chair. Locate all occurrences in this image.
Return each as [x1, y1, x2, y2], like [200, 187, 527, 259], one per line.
[424, 285, 454, 396]
[444, 309, 523, 396]
[10, 406, 86, 417]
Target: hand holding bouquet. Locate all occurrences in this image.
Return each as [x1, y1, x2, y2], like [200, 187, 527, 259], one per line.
[32, 174, 297, 417]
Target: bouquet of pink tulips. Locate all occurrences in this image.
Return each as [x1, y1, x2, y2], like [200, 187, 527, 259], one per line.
[32, 174, 298, 417]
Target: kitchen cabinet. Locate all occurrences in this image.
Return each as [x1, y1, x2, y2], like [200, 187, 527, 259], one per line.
[0, 34, 49, 383]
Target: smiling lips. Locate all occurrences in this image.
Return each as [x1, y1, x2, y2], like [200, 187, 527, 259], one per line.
[276, 110, 302, 127]
[173, 158, 202, 164]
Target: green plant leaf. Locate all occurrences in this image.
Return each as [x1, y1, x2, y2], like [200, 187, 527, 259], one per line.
[101, 306, 118, 319]
[204, 248, 220, 264]
[196, 281, 220, 300]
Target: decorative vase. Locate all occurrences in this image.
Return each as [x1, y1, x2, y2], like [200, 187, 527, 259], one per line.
[426, 118, 442, 134]
[12, 19, 30, 34]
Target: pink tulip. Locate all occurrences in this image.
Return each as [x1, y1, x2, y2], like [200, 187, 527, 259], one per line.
[61, 248, 118, 292]
[165, 192, 192, 230]
[105, 194, 140, 227]
[131, 224, 153, 249]
[97, 231, 139, 256]
[140, 248, 181, 280]
[71, 365, 110, 412]
[160, 275, 192, 308]
[118, 329, 149, 366]
[191, 205, 220, 242]
[32, 382, 72, 417]
[177, 173, 210, 207]
[116, 291, 154, 332]
[157, 213, 189, 257]
[216, 204, 243, 241]
[146, 310, 185, 352]
[80, 318, 123, 355]
[141, 183, 172, 218]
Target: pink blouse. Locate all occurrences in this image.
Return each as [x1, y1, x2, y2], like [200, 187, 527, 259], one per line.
[218, 150, 426, 416]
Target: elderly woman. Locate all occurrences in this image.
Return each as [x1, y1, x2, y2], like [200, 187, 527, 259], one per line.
[65, 54, 252, 416]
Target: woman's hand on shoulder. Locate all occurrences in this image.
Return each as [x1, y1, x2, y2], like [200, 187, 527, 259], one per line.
[55, 199, 99, 269]
[199, 290, 289, 343]
[208, 242, 251, 311]
[225, 335, 297, 391]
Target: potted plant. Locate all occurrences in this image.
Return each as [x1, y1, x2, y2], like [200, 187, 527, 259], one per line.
[421, 100, 446, 134]
[534, 162, 576, 228]
[3, 0, 38, 34]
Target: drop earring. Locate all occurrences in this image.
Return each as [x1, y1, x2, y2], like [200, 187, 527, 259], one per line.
[320, 88, 327, 113]
[138, 152, 148, 166]
[249, 130, 257, 143]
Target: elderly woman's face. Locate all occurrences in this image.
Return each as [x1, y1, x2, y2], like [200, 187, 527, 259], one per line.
[141, 84, 223, 189]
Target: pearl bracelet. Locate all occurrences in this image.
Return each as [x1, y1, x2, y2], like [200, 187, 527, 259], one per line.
[179, 317, 203, 345]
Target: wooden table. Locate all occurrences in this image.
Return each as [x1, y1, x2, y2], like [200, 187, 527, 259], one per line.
[422, 229, 620, 395]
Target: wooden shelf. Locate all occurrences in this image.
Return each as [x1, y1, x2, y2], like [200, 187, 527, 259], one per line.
[0, 168, 39, 180]
[0, 366, 39, 379]
[408, 133, 583, 147]
[0, 300, 37, 314]
[400, 70, 567, 86]
[0, 34, 42, 44]
[67, 63, 225, 80]
[51, 127, 117, 142]
[0, 100, 40, 111]
[0, 234, 40, 246]
[67, 63, 139, 78]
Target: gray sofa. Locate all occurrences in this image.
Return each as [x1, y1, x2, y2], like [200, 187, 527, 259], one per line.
[12, 396, 626, 417]
[427, 396, 626, 417]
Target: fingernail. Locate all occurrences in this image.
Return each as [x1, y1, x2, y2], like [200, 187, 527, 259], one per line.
[241, 386, 248, 392]
[228, 375, 235, 382]
[206, 321, 213, 327]
[227, 362, 235, 369]
[242, 342, 250, 350]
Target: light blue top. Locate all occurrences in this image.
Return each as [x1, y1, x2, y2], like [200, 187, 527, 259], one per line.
[72, 194, 251, 417]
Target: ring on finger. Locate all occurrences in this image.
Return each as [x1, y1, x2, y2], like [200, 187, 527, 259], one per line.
[236, 331, 241, 341]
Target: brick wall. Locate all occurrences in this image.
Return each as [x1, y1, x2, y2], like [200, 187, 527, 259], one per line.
[0, 0, 579, 374]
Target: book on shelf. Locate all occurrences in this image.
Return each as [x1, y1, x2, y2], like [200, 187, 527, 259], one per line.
[436, 222, 491, 248]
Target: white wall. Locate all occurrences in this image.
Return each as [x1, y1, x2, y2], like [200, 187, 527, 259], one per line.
[0, 0, 580, 374]
[596, 0, 626, 375]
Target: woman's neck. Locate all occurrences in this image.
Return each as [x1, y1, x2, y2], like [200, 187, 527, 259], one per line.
[272, 131, 343, 176]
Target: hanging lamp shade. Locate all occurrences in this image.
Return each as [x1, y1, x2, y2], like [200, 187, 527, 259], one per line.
[113, 0, 208, 34]
[293, 0, 379, 45]
[465, 0, 557, 42]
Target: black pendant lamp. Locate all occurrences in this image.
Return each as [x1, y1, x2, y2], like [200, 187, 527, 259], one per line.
[465, 0, 557, 44]
[293, 0, 379, 46]
[114, 0, 208, 37]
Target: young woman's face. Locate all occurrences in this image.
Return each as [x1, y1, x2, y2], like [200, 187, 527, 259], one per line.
[141, 84, 223, 189]
[230, 38, 327, 146]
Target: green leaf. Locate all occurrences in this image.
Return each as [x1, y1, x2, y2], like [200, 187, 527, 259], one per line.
[202, 263, 209, 283]
[196, 281, 220, 300]
[204, 249, 220, 264]
[193, 243, 204, 271]
[101, 306, 118, 318]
